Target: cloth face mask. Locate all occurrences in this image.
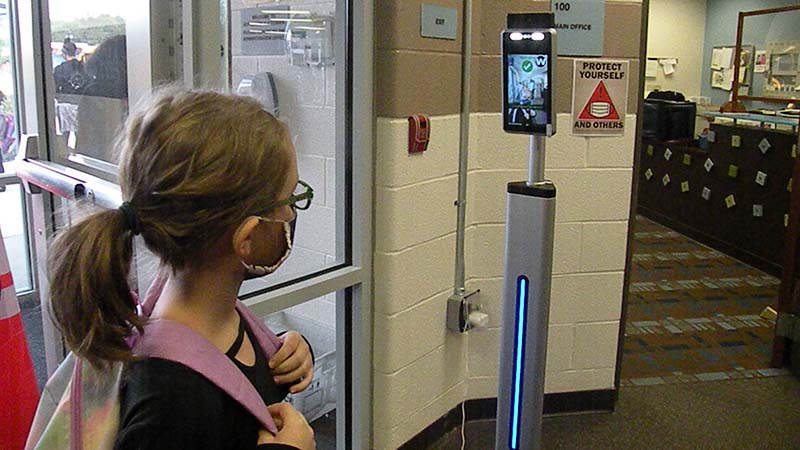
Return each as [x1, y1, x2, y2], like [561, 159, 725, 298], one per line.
[242, 216, 296, 279]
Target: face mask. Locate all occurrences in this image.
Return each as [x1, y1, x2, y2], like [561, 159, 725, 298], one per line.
[242, 216, 297, 279]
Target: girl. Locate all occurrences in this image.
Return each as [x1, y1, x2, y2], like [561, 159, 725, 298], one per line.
[48, 89, 317, 450]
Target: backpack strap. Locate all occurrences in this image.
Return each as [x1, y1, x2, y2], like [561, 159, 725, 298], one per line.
[70, 358, 83, 450]
[132, 319, 279, 434]
[235, 301, 284, 358]
[138, 270, 168, 317]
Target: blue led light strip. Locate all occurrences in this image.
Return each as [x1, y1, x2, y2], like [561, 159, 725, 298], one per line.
[509, 276, 529, 450]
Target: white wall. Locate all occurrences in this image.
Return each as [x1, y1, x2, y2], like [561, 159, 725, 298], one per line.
[645, 0, 707, 98]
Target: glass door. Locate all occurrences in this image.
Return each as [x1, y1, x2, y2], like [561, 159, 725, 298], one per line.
[15, 0, 373, 448]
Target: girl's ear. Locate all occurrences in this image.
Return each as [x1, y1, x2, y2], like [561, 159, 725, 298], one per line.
[232, 217, 261, 260]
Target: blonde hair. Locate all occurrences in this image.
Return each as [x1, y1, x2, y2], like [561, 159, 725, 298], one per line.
[49, 88, 292, 368]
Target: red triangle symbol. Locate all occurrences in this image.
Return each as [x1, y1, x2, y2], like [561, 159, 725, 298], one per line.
[578, 81, 620, 120]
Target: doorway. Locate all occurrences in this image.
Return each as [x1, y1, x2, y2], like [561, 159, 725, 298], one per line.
[619, 0, 798, 386]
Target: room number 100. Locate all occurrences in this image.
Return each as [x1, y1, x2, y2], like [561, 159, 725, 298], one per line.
[554, 2, 571, 11]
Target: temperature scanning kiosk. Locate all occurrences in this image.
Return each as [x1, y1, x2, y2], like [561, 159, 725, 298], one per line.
[495, 13, 557, 450]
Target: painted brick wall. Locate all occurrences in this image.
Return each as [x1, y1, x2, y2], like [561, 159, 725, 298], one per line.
[464, 113, 635, 400]
[372, 1, 643, 448]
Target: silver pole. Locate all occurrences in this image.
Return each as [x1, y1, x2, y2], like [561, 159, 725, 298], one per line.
[454, 0, 473, 294]
[527, 135, 546, 186]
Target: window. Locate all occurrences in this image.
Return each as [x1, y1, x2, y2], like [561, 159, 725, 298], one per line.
[232, 1, 348, 297]
[46, 1, 130, 176]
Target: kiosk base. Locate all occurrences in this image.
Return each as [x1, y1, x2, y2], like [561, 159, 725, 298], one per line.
[495, 181, 556, 450]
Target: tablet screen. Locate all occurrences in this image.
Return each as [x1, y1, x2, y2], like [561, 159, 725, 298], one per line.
[506, 54, 549, 128]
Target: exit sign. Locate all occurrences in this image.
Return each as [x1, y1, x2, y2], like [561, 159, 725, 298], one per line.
[421, 4, 458, 40]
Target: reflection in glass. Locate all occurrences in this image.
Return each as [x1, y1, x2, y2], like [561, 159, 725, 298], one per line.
[741, 8, 800, 101]
[233, 1, 344, 296]
[49, 2, 128, 171]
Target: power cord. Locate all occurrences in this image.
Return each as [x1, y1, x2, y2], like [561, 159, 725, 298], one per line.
[460, 296, 472, 450]
[461, 399, 466, 450]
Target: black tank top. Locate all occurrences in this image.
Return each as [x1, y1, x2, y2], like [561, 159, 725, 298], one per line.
[226, 314, 290, 405]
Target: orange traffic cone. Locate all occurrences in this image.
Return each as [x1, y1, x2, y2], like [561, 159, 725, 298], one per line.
[0, 226, 39, 450]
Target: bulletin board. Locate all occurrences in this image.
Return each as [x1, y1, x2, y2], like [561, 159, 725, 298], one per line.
[710, 45, 754, 94]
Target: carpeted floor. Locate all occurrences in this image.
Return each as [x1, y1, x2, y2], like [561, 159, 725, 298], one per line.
[429, 215, 800, 450]
[431, 376, 800, 450]
[620, 216, 783, 385]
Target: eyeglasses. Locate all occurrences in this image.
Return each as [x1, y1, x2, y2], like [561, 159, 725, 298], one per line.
[265, 180, 314, 212]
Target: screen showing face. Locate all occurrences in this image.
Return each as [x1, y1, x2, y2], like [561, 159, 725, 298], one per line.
[506, 54, 549, 128]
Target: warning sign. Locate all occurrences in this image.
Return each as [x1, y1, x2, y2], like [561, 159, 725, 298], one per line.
[571, 59, 629, 136]
[578, 81, 620, 120]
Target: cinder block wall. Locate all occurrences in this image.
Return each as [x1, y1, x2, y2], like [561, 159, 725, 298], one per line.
[373, 1, 643, 448]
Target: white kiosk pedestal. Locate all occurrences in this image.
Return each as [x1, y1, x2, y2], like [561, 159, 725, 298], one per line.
[495, 135, 555, 450]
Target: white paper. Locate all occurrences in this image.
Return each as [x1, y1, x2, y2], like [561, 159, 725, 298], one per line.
[755, 50, 768, 73]
[737, 85, 749, 96]
[712, 47, 734, 69]
[722, 68, 734, 90]
[720, 48, 734, 69]
[711, 48, 723, 68]
[712, 68, 734, 91]
[711, 69, 726, 89]
[645, 59, 658, 78]
[659, 59, 677, 76]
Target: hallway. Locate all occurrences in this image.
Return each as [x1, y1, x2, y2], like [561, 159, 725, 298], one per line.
[429, 214, 797, 449]
[621, 216, 780, 385]
[432, 375, 800, 449]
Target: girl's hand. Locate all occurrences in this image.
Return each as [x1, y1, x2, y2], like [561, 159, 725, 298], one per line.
[258, 403, 316, 450]
[270, 331, 314, 393]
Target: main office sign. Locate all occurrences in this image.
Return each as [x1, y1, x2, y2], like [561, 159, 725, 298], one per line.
[571, 59, 629, 136]
[551, 0, 604, 56]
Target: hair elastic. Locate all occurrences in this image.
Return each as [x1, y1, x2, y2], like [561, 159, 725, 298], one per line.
[119, 202, 142, 236]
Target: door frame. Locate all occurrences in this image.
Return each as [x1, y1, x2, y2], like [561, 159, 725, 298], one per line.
[613, 0, 650, 390]
[773, 131, 800, 373]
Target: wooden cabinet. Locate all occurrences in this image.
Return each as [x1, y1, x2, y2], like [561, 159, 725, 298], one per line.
[637, 123, 796, 276]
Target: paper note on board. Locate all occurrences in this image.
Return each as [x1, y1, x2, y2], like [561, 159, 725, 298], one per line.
[755, 50, 768, 73]
[721, 68, 734, 90]
[645, 59, 658, 78]
[720, 48, 734, 68]
[712, 48, 734, 69]
[659, 59, 677, 76]
[711, 48, 723, 68]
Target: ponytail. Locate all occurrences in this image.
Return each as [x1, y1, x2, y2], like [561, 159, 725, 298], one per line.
[48, 207, 144, 369]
